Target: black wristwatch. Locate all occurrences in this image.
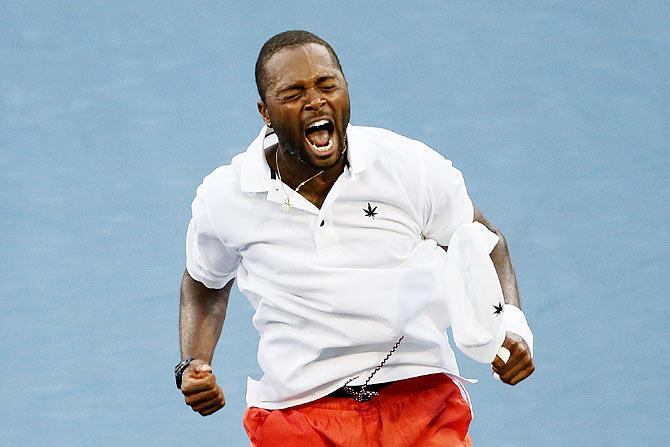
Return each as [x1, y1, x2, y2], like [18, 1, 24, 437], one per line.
[174, 358, 195, 390]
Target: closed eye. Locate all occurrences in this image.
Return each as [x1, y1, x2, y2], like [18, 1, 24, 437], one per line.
[281, 91, 302, 101]
[316, 75, 338, 90]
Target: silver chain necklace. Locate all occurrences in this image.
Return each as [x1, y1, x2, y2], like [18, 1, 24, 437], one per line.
[275, 148, 325, 212]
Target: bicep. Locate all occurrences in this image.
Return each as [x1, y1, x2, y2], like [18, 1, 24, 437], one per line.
[181, 269, 234, 298]
[180, 270, 233, 324]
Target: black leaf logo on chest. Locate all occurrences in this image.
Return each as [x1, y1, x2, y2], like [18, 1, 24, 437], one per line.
[364, 202, 378, 219]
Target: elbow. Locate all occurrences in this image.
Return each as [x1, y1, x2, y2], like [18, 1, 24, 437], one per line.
[495, 228, 507, 247]
[488, 226, 508, 256]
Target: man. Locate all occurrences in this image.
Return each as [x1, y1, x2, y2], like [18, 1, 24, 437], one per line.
[177, 30, 534, 446]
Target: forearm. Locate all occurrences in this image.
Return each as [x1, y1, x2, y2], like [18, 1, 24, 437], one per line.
[179, 270, 233, 363]
[473, 207, 521, 308]
[489, 233, 521, 307]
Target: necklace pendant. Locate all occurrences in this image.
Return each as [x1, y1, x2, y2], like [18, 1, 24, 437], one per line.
[281, 198, 291, 213]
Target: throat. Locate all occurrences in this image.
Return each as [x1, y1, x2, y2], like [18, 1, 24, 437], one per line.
[268, 145, 347, 210]
[294, 168, 341, 210]
[301, 189, 328, 210]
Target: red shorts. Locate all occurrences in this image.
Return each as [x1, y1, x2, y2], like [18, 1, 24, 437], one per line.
[243, 373, 473, 447]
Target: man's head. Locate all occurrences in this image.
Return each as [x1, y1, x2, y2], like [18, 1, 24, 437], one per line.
[255, 30, 344, 102]
[256, 30, 350, 171]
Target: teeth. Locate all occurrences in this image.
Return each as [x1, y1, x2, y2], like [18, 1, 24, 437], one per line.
[307, 119, 330, 130]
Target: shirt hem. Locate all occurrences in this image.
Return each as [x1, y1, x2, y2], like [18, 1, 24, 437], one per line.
[245, 367, 476, 410]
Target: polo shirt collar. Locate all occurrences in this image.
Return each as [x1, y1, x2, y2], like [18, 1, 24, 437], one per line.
[240, 124, 381, 192]
[240, 126, 274, 192]
[345, 125, 381, 178]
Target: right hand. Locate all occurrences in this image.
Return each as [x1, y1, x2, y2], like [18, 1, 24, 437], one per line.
[180, 359, 225, 416]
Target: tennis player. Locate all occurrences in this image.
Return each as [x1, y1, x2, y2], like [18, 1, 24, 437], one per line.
[176, 30, 534, 446]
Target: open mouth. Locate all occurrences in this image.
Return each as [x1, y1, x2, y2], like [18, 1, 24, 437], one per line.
[304, 119, 335, 153]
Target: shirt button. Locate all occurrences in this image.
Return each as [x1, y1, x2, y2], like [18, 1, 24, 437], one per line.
[320, 220, 325, 227]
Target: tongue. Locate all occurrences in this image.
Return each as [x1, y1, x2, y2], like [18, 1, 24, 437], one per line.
[306, 129, 331, 147]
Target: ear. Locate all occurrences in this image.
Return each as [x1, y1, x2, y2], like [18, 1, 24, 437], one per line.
[257, 100, 271, 127]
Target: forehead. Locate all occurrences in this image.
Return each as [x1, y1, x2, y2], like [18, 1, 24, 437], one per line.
[263, 43, 341, 90]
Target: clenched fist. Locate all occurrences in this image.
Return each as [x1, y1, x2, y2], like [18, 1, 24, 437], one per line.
[491, 332, 535, 385]
[180, 359, 226, 416]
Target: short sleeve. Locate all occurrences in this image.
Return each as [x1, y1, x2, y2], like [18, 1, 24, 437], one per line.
[421, 148, 474, 246]
[185, 192, 239, 289]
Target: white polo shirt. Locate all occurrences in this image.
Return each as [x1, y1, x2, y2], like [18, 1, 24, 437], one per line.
[186, 125, 475, 409]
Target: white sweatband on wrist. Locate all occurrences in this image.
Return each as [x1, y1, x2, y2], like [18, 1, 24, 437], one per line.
[502, 304, 534, 357]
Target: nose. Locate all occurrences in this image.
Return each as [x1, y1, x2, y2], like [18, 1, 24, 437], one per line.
[305, 96, 326, 111]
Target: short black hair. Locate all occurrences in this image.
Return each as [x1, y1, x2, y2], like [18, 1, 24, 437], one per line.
[255, 30, 344, 101]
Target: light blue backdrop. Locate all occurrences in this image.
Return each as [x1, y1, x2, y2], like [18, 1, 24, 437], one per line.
[2, 1, 668, 446]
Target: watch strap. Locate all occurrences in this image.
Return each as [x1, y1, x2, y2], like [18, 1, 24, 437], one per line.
[174, 357, 195, 389]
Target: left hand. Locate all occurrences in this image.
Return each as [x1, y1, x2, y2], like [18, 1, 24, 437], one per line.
[491, 332, 535, 385]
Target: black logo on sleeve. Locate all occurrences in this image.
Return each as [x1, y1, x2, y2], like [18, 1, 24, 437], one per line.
[364, 203, 378, 219]
[493, 302, 504, 316]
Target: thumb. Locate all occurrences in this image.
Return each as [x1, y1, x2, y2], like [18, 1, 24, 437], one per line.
[190, 360, 212, 373]
[185, 359, 213, 375]
[196, 363, 212, 373]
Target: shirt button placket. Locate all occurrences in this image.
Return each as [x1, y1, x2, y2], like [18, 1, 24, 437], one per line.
[315, 213, 338, 251]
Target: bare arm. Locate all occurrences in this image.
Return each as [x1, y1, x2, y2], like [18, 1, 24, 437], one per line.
[178, 270, 233, 416]
[179, 270, 233, 362]
[473, 206, 521, 308]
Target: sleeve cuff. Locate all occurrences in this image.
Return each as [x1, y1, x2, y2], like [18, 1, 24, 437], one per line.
[185, 264, 234, 290]
[502, 304, 534, 357]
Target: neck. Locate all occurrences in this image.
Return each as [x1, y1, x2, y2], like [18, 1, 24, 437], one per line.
[267, 144, 347, 207]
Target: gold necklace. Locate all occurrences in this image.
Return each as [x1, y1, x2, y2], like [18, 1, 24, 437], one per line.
[275, 148, 324, 212]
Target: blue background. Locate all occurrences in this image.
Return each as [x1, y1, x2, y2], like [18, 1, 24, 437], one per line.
[2, 1, 668, 445]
